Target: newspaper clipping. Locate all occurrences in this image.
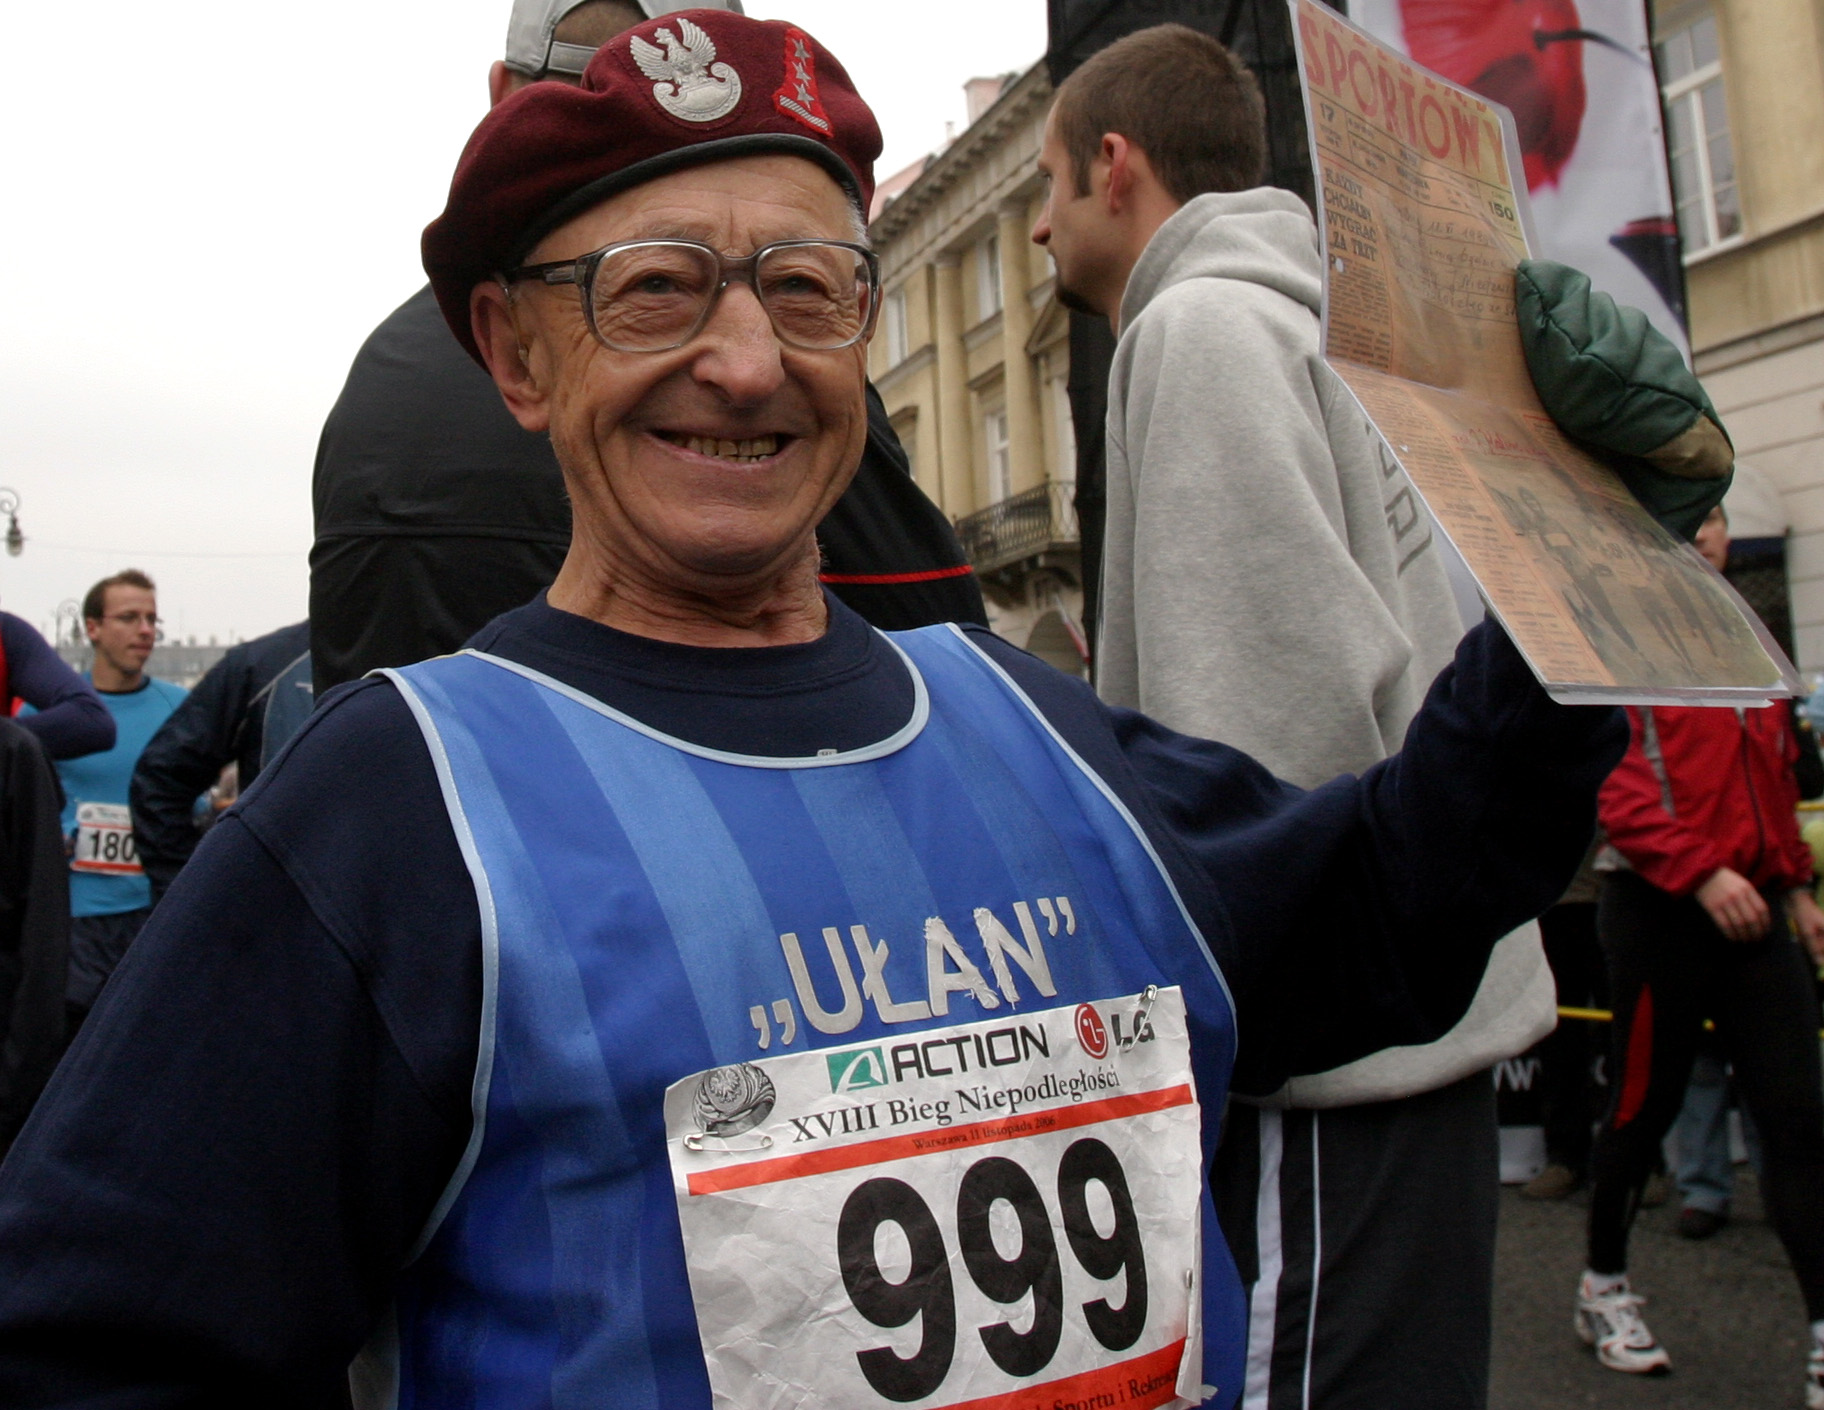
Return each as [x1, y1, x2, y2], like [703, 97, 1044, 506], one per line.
[1289, 0, 1788, 703]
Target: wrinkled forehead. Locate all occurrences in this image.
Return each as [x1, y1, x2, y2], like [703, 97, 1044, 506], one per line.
[526, 153, 863, 263]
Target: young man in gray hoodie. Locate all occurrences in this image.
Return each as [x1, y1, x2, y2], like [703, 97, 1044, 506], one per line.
[1030, 24, 1614, 1408]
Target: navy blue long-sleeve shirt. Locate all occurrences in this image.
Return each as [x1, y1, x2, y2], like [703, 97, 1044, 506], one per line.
[1, 614, 114, 761]
[0, 595, 1623, 1406]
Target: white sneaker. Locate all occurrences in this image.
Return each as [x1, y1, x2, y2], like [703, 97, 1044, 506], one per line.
[1575, 1272, 1672, 1374]
[1806, 1338, 1822, 1409]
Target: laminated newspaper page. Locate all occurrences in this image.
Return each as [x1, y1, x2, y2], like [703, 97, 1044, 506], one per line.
[1289, 0, 1791, 704]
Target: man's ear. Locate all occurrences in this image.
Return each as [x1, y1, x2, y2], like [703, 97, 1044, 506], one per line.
[471, 283, 551, 433]
[1100, 133, 1132, 213]
[488, 60, 517, 109]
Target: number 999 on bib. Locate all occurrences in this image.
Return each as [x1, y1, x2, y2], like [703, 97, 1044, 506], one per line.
[666, 991, 1207, 1410]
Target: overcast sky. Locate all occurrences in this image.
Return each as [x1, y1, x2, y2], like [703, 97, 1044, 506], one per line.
[0, 0, 1045, 648]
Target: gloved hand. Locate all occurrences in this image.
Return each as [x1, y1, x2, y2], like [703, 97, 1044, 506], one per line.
[1515, 259, 1731, 541]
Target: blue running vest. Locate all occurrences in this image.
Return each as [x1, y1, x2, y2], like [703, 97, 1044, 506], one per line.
[369, 624, 1244, 1410]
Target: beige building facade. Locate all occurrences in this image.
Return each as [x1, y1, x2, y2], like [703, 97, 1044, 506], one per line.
[867, 64, 1088, 676]
[1658, 0, 1824, 666]
[863, 17, 1824, 675]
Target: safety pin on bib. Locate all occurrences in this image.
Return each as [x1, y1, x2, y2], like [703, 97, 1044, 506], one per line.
[1115, 984, 1159, 1053]
[683, 1131, 775, 1154]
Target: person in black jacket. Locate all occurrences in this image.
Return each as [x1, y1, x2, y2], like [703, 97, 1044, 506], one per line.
[0, 614, 111, 1146]
[130, 622, 311, 903]
[0, 716, 74, 1159]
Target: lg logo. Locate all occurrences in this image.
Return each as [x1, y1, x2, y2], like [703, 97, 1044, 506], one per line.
[1075, 1004, 1109, 1060]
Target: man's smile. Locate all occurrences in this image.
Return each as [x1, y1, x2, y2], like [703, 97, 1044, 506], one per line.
[649, 429, 791, 465]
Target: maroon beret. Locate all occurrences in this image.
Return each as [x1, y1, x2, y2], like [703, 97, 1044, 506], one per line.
[423, 9, 882, 363]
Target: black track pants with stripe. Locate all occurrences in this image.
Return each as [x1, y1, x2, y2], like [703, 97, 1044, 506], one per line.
[1586, 871, 1824, 1317]
[1214, 1073, 1498, 1410]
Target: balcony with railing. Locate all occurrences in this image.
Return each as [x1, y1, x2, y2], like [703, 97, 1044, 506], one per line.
[953, 481, 1079, 576]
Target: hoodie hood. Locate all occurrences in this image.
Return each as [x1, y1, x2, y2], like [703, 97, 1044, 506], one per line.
[1118, 188, 1324, 336]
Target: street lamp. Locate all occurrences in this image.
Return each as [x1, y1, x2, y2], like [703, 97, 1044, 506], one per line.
[0, 488, 22, 557]
[0, 489, 21, 558]
[55, 599, 83, 650]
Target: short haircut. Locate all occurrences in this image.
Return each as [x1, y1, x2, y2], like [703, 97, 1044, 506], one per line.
[1054, 24, 1267, 204]
[83, 568, 156, 623]
[553, 0, 645, 56]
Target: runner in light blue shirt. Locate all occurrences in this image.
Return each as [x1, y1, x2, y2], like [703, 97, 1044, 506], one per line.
[30, 570, 186, 1021]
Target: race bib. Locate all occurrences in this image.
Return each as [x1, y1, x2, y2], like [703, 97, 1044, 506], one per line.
[71, 802, 141, 876]
[666, 988, 1208, 1410]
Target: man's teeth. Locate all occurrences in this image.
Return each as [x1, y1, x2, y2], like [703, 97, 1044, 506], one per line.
[669, 433, 781, 462]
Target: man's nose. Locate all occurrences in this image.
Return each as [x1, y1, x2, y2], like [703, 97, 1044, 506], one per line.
[1031, 206, 1051, 246]
[690, 282, 786, 402]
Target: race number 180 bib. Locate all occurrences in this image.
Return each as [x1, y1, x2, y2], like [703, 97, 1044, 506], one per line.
[666, 988, 1208, 1410]
[71, 802, 141, 876]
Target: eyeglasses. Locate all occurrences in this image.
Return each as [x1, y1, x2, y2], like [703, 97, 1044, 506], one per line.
[504, 239, 882, 354]
[103, 612, 160, 629]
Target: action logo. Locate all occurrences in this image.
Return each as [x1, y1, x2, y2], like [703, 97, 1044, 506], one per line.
[827, 1047, 889, 1094]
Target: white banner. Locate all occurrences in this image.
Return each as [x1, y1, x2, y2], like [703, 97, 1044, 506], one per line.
[1350, 0, 1687, 354]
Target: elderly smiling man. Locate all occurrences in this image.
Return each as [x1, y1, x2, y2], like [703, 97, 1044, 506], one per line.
[0, 12, 1686, 1410]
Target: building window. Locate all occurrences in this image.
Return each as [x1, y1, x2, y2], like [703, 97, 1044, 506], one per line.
[1657, 12, 1739, 254]
[1050, 376, 1077, 484]
[978, 234, 1003, 318]
[884, 288, 909, 366]
[984, 408, 1011, 503]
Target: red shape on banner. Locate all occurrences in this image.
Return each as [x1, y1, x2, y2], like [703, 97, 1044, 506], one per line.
[1400, 0, 1587, 189]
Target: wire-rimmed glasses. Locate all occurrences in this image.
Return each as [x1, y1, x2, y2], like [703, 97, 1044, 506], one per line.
[504, 239, 881, 354]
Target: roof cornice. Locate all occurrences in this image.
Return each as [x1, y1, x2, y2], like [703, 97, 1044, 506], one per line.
[868, 60, 1052, 246]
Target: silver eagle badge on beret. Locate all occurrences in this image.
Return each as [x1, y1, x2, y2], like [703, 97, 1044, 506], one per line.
[631, 18, 743, 123]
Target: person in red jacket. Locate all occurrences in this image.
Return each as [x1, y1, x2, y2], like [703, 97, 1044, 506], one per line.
[1575, 507, 1824, 1400]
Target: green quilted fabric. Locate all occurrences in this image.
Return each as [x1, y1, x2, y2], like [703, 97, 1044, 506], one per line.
[1515, 259, 1731, 540]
